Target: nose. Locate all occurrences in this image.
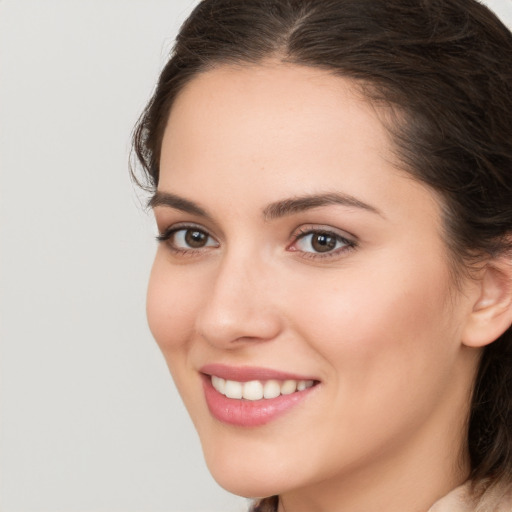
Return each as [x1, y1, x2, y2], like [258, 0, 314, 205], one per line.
[195, 251, 283, 348]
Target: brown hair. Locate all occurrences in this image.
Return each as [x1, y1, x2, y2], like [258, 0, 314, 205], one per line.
[132, 0, 512, 506]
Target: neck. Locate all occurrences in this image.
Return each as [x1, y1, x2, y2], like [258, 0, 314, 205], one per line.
[278, 446, 469, 512]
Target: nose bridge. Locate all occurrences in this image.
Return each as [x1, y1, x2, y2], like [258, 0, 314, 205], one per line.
[195, 245, 281, 346]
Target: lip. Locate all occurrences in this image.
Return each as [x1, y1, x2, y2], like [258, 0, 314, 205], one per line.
[200, 363, 318, 382]
[200, 364, 319, 427]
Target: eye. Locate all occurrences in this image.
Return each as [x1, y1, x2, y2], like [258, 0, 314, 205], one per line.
[291, 228, 356, 257]
[157, 226, 219, 252]
[173, 228, 216, 249]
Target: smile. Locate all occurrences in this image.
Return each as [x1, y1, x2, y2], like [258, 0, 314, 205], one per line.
[200, 364, 319, 426]
[211, 375, 315, 400]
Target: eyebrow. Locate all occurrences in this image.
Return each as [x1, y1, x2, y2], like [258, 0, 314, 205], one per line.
[262, 192, 382, 220]
[148, 191, 211, 219]
[149, 190, 382, 220]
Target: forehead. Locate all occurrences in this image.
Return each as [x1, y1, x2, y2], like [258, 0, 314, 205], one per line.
[158, 63, 440, 229]
[162, 63, 393, 182]
[164, 62, 387, 139]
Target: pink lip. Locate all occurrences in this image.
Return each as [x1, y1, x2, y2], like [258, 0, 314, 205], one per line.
[200, 363, 317, 382]
[200, 364, 319, 427]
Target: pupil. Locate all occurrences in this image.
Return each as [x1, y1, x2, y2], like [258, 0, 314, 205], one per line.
[312, 233, 336, 252]
[185, 229, 207, 248]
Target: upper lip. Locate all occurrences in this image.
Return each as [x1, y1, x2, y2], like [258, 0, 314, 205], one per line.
[200, 363, 318, 383]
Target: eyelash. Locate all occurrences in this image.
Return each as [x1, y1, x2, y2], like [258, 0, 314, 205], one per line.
[156, 224, 357, 260]
[290, 227, 357, 260]
[156, 224, 218, 257]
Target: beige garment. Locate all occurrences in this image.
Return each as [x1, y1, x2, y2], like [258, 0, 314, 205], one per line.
[428, 481, 512, 512]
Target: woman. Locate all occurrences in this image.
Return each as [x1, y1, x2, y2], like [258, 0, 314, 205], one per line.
[132, 0, 512, 510]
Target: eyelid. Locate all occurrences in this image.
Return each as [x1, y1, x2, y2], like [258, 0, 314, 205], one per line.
[157, 221, 213, 240]
[288, 224, 358, 259]
[292, 224, 357, 243]
[156, 222, 220, 253]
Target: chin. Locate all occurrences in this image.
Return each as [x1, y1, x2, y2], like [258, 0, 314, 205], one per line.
[202, 444, 295, 498]
[209, 466, 283, 499]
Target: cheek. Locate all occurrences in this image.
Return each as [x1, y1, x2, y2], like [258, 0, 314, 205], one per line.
[146, 254, 200, 352]
[146, 255, 208, 413]
[272, 256, 463, 475]
[289, 252, 458, 399]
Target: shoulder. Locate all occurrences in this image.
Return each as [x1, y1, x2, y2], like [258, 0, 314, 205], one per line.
[429, 480, 512, 512]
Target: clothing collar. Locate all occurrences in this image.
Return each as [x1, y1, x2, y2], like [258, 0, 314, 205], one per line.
[428, 481, 512, 512]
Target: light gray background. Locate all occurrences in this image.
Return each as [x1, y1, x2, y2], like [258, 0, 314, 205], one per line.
[1, 1, 511, 511]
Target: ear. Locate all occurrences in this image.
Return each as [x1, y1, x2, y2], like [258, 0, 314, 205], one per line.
[462, 256, 512, 348]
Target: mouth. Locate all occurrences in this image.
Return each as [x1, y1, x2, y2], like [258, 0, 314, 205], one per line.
[200, 364, 320, 427]
[211, 375, 316, 400]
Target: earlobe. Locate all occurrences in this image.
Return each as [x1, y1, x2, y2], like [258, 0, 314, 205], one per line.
[462, 258, 512, 348]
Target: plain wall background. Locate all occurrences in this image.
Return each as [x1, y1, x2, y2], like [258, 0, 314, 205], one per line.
[1, 1, 511, 511]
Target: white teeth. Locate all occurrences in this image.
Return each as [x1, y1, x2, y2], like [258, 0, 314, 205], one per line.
[243, 380, 264, 401]
[211, 375, 225, 394]
[224, 380, 243, 399]
[211, 376, 315, 400]
[263, 379, 281, 399]
[297, 380, 314, 391]
[280, 379, 297, 395]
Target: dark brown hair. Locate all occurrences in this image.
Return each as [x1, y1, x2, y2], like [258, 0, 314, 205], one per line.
[132, 0, 512, 505]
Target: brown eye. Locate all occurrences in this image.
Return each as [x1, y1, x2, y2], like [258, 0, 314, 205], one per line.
[311, 233, 337, 252]
[158, 227, 219, 251]
[184, 229, 209, 248]
[293, 229, 354, 256]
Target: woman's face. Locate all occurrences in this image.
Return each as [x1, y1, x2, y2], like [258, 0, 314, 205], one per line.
[147, 63, 480, 501]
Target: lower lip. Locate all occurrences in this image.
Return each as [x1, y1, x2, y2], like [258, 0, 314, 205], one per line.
[202, 375, 317, 427]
